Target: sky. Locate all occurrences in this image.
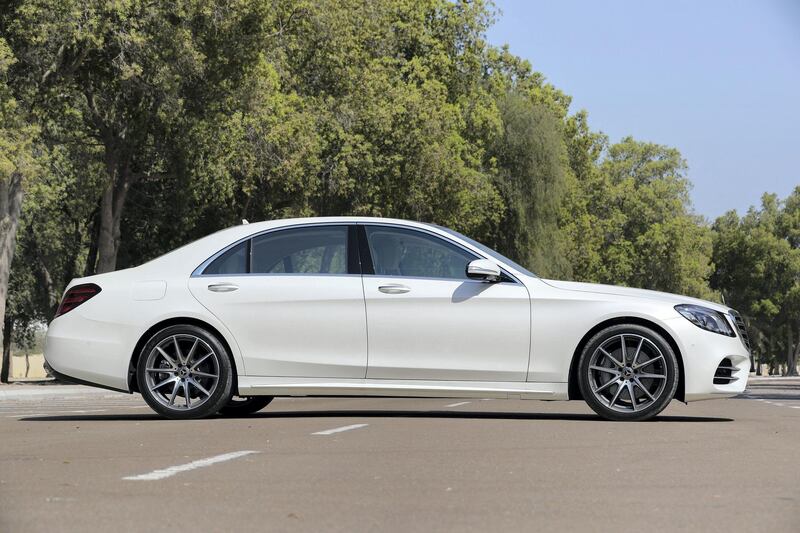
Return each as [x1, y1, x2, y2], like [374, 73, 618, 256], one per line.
[486, 0, 800, 220]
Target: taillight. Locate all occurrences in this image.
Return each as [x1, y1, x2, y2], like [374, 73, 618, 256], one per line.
[54, 283, 102, 318]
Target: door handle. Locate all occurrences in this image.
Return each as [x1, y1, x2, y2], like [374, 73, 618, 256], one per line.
[378, 284, 410, 294]
[207, 283, 239, 293]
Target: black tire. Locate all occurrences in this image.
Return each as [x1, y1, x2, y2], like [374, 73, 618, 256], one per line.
[136, 324, 234, 420]
[578, 324, 679, 421]
[218, 396, 274, 416]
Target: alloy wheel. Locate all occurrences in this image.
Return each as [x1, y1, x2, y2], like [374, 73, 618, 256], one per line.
[587, 333, 668, 413]
[143, 334, 220, 411]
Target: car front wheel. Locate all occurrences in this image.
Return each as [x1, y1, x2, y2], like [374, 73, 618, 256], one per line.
[137, 325, 234, 419]
[578, 324, 679, 421]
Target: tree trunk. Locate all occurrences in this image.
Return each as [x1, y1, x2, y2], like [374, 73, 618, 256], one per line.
[789, 323, 800, 376]
[83, 205, 100, 277]
[1, 315, 12, 383]
[95, 149, 131, 274]
[0, 171, 24, 383]
[787, 325, 798, 376]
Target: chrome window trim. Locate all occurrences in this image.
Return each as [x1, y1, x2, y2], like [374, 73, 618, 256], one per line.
[358, 222, 522, 285]
[191, 222, 352, 277]
[191, 220, 522, 285]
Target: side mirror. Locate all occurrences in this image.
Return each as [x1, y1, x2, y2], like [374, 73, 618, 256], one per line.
[466, 259, 502, 282]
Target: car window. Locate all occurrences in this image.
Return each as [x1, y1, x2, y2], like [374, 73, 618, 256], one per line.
[203, 241, 248, 275]
[251, 226, 347, 274]
[427, 223, 537, 278]
[365, 226, 476, 279]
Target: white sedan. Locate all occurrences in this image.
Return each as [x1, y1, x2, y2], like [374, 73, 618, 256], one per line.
[44, 217, 750, 421]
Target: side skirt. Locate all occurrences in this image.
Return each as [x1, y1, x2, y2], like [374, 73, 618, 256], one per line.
[238, 377, 569, 401]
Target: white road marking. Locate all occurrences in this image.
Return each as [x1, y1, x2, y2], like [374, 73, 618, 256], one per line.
[312, 423, 369, 435]
[123, 450, 259, 481]
[445, 401, 471, 408]
[7, 409, 108, 418]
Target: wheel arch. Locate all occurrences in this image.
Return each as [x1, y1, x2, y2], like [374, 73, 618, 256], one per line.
[128, 317, 239, 395]
[567, 316, 685, 403]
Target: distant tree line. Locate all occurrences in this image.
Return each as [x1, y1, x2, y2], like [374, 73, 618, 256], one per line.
[0, 0, 797, 381]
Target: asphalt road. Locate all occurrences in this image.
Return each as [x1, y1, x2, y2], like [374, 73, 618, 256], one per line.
[1, 379, 799, 532]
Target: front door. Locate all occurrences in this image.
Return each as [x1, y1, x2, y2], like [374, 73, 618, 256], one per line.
[188, 225, 367, 378]
[360, 224, 531, 382]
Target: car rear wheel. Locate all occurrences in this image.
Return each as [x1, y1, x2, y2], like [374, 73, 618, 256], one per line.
[137, 325, 233, 419]
[578, 324, 679, 421]
[218, 396, 274, 416]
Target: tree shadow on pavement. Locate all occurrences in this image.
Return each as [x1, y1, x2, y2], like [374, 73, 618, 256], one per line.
[18, 410, 733, 423]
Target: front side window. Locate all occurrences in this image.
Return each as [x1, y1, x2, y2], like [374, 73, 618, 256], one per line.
[365, 226, 476, 280]
[251, 226, 347, 274]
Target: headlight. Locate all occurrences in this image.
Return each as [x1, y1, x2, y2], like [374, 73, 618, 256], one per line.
[675, 304, 735, 336]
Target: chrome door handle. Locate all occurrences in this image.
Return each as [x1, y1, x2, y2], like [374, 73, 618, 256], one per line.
[378, 284, 410, 294]
[207, 283, 239, 293]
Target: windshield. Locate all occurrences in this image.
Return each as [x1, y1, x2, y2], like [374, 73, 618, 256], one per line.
[427, 224, 538, 278]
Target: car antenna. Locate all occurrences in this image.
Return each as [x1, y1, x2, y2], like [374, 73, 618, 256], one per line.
[242, 219, 249, 225]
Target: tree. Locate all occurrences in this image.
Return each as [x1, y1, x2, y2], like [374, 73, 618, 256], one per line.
[0, 38, 40, 382]
[4, 0, 285, 273]
[562, 137, 715, 299]
[712, 190, 800, 375]
[488, 92, 569, 277]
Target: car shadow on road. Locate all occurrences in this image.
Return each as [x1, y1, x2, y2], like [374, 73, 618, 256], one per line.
[18, 410, 733, 423]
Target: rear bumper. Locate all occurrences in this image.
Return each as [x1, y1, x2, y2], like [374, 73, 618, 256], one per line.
[44, 311, 134, 392]
[43, 360, 130, 394]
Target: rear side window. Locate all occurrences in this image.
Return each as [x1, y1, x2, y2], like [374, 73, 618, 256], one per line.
[203, 241, 248, 275]
[251, 226, 348, 274]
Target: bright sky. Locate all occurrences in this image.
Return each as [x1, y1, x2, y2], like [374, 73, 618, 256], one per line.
[486, 0, 800, 220]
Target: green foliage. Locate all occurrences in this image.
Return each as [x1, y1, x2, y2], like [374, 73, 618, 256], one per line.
[711, 190, 800, 373]
[561, 136, 715, 299]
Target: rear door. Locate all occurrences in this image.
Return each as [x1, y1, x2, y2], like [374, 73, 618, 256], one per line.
[188, 224, 367, 378]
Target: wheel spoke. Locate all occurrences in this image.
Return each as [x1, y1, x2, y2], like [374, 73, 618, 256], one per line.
[189, 378, 211, 397]
[184, 381, 191, 408]
[594, 378, 620, 394]
[168, 381, 180, 406]
[632, 337, 644, 366]
[633, 377, 656, 401]
[145, 367, 172, 374]
[192, 370, 218, 379]
[608, 383, 624, 408]
[589, 365, 619, 376]
[638, 372, 666, 380]
[620, 335, 627, 365]
[190, 353, 213, 371]
[150, 376, 176, 392]
[185, 338, 200, 366]
[156, 346, 177, 369]
[634, 354, 664, 370]
[173, 336, 185, 364]
[626, 381, 638, 411]
[599, 347, 624, 368]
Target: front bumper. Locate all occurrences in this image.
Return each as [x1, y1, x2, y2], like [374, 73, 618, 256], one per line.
[665, 316, 751, 401]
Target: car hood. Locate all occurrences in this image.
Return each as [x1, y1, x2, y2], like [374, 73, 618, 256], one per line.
[540, 279, 730, 313]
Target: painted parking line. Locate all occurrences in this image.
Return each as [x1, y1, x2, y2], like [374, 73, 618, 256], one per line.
[312, 423, 369, 436]
[123, 450, 260, 481]
[753, 398, 800, 411]
[7, 409, 108, 418]
[444, 401, 471, 408]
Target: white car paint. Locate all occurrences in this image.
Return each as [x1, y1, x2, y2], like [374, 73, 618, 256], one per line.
[44, 216, 750, 407]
